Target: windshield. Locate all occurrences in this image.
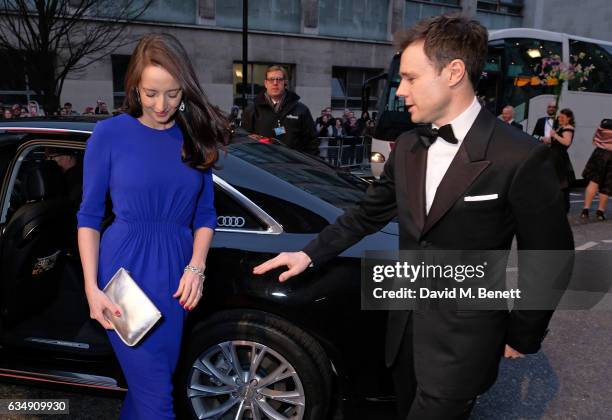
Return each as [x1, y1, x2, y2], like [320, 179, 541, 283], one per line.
[379, 54, 406, 113]
[227, 142, 369, 209]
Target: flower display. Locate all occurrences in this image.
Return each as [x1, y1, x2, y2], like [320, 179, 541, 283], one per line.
[536, 53, 595, 106]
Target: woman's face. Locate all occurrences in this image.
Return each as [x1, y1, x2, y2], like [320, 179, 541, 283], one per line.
[558, 113, 568, 126]
[138, 65, 182, 129]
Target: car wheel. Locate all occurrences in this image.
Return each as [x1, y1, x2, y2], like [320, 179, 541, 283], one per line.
[176, 310, 332, 420]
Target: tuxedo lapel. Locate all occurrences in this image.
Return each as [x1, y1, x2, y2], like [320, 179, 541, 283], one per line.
[422, 109, 495, 235]
[404, 139, 428, 234]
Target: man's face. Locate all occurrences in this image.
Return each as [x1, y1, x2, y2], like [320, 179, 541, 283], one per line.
[396, 41, 452, 124]
[546, 104, 557, 117]
[325, 107, 332, 116]
[501, 108, 513, 122]
[47, 151, 76, 172]
[264, 70, 286, 99]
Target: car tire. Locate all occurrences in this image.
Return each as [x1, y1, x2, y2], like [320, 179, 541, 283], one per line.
[175, 309, 332, 420]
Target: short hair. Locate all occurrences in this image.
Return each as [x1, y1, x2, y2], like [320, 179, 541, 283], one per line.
[265, 65, 289, 81]
[559, 108, 575, 126]
[394, 13, 488, 89]
[64, 102, 72, 107]
[502, 105, 514, 113]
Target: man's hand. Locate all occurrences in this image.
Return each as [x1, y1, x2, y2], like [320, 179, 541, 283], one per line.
[504, 344, 525, 359]
[252, 251, 312, 282]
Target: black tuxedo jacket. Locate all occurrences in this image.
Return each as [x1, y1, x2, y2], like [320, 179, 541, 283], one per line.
[532, 116, 558, 137]
[510, 120, 523, 130]
[303, 107, 573, 399]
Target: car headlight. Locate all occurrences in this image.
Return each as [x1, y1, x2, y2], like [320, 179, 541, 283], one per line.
[370, 152, 386, 163]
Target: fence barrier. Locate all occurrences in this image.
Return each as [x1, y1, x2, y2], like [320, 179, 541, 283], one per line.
[318, 136, 371, 170]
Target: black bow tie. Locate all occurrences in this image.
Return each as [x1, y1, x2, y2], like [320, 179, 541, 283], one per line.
[418, 124, 458, 148]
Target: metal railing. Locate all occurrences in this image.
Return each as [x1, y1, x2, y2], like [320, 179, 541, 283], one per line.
[318, 136, 371, 169]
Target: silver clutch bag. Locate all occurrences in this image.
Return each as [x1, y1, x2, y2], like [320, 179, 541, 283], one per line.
[102, 267, 162, 347]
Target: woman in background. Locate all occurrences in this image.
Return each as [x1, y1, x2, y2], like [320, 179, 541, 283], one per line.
[543, 108, 575, 213]
[580, 119, 612, 221]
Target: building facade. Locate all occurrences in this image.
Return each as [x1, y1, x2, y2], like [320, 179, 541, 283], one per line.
[2, 0, 611, 117]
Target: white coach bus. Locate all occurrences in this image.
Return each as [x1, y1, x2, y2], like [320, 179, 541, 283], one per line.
[367, 28, 612, 180]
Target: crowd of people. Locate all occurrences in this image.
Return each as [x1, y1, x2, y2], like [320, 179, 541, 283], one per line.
[1, 99, 113, 119]
[314, 107, 376, 138]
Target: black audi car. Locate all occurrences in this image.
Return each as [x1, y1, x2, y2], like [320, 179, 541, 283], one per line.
[0, 118, 399, 419]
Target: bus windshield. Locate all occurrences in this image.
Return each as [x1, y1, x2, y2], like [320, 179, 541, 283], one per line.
[478, 38, 562, 121]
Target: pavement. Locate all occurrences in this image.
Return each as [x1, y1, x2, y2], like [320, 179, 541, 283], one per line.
[1, 189, 611, 420]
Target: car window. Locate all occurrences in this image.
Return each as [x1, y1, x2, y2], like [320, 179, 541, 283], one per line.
[214, 185, 269, 232]
[227, 143, 369, 209]
[4, 145, 83, 226]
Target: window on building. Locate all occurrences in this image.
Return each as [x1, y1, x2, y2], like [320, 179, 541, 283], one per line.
[232, 62, 295, 108]
[404, 0, 461, 28]
[111, 55, 131, 109]
[331, 67, 383, 111]
[477, 0, 522, 14]
[216, 0, 301, 33]
[319, 0, 389, 41]
[569, 40, 612, 94]
[476, 0, 523, 29]
[0, 50, 37, 107]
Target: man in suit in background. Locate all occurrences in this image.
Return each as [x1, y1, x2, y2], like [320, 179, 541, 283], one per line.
[532, 100, 558, 140]
[501, 105, 523, 130]
[254, 14, 573, 420]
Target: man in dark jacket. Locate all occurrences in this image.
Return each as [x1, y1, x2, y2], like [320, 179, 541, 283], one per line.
[253, 14, 573, 420]
[242, 65, 319, 155]
[532, 100, 558, 140]
[501, 105, 523, 130]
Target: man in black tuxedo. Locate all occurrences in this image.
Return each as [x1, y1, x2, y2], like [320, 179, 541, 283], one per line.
[254, 14, 573, 420]
[532, 100, 558, 140]
[501, 105, 523, 130]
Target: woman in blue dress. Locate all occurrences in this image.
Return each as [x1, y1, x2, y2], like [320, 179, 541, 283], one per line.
[77, 34, 229, 419]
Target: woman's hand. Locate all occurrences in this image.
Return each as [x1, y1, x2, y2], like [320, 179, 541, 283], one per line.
[173, 267, 204, 311]
[85, 287, 122, 329]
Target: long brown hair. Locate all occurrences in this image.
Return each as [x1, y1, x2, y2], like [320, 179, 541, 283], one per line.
[124, 33, 229, 170]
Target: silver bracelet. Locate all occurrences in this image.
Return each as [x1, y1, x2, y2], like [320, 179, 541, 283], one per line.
[184, 265, 206, 281]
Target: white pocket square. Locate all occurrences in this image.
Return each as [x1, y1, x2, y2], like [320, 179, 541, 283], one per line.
[464, 194, 498, 202]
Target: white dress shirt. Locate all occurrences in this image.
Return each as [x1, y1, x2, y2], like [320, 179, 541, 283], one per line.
[425, 97, 482, 214]
[544, 117, 554, 137]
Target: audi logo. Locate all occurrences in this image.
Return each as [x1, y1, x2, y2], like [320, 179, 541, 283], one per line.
[217, 215, 246, 228]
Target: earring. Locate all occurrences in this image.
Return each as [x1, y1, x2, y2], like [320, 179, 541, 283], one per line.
[179, 101, 186, 112]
